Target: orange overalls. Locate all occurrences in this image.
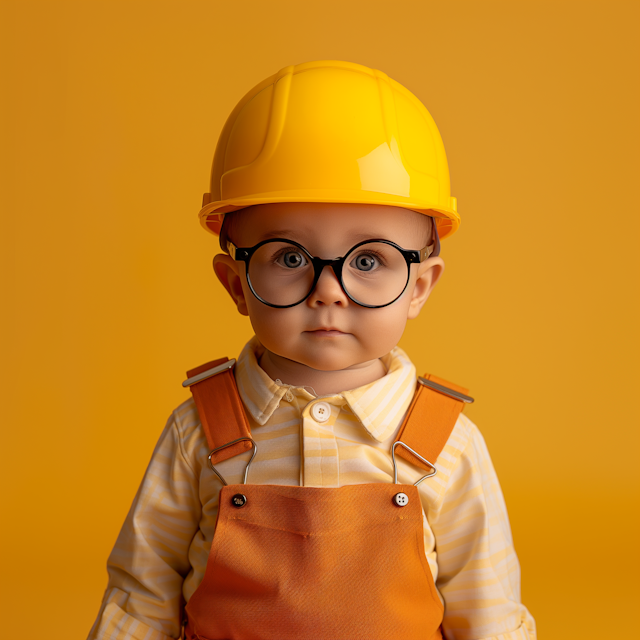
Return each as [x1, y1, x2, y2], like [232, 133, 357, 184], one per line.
[182, 358, 471, 640]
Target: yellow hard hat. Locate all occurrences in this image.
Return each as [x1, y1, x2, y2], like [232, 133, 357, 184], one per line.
[199, 60, 460, 239]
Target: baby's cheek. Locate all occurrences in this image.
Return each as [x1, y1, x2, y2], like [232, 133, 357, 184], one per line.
[250, 309, 303, 352]
[358, 315, 406, 356]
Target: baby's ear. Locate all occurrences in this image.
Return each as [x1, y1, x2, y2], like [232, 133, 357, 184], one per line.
[213, 254, 249, 316]
[407, 257, 445, 320]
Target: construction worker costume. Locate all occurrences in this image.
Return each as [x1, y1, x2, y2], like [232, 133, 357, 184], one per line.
[88, 62, 537, 640]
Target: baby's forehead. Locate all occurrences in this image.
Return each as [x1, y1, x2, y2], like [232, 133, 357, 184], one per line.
[226, 202, 429, 247]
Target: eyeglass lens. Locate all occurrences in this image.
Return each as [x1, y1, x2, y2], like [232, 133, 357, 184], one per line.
[247, 241, 410, 307]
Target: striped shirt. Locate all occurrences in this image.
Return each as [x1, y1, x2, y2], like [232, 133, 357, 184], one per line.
[88, 337, 536, 640]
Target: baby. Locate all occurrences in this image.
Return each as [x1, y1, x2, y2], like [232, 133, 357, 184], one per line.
[89, 60, 536, 640]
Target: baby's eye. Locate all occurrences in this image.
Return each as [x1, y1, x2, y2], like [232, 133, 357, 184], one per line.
[350, 253, 380, 272]
[277, 250, 308, 269]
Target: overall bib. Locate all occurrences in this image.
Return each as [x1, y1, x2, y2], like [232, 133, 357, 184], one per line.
[182, 358, 471, 640]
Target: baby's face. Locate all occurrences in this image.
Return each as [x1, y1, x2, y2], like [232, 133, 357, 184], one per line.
[217, 202, 441, 373]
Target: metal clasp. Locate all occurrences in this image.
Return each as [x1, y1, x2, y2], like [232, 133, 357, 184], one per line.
[391, 441, 437, 487]
[417, 377, 474, 404]
[182, 359, 236, 388]
[208, 437, 257, 486]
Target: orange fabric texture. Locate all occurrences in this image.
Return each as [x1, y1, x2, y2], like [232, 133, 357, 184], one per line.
[185, 484, 444, 640]
[186, 359, 252, 464]
[394, 374, 468, 472]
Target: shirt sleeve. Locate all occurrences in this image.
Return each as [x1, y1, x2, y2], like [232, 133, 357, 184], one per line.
[88, 410, 202, 640]
[431, 416, 537, 640]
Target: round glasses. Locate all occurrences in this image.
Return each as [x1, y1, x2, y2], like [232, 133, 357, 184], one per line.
[228, 238, 435, 308]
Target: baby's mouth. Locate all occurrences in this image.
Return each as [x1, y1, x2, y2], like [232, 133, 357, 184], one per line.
[306, 327, 348, 336]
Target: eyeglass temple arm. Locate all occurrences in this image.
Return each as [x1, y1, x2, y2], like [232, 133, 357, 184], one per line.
[419, 218, 441, 262]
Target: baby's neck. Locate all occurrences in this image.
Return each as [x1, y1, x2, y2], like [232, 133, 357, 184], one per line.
[259, 350, 387, 396]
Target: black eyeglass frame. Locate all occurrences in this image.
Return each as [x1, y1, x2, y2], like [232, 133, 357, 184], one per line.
[227, 237, 435, 309]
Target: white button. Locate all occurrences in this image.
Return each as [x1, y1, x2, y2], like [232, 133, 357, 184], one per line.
[310, 401, 331, 423]
[393, 492, 409, 507]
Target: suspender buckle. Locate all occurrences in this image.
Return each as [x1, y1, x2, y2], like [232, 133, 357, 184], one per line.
[208, 437, 258, 486]
[391, 441, 437, 487]
[182, 359, 236, 388]
[417, 377, 474, 404]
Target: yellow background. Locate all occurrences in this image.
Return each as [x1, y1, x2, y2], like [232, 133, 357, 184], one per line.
[1, 1, 638, 638]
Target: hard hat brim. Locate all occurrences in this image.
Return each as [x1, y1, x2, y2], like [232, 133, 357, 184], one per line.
[199, 191, 460, 240]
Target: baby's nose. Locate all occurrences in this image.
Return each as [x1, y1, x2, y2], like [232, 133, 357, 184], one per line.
[307, 265, 349, 306]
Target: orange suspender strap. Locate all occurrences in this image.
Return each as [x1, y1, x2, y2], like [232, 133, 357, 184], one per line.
[183, 359, 474, 474]
[394, 373, 474, 473]
[182, 358, 253, 464]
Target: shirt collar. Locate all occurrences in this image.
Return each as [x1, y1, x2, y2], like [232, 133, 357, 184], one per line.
[234, 336, 417, 442]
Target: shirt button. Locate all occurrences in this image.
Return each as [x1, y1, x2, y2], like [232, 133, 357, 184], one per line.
[310, 401, 331, 423]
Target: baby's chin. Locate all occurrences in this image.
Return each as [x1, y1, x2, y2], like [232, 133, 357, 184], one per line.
[274, 351, 380, 373]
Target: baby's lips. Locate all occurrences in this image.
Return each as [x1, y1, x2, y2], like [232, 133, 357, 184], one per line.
[305, 329, 351, 337]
